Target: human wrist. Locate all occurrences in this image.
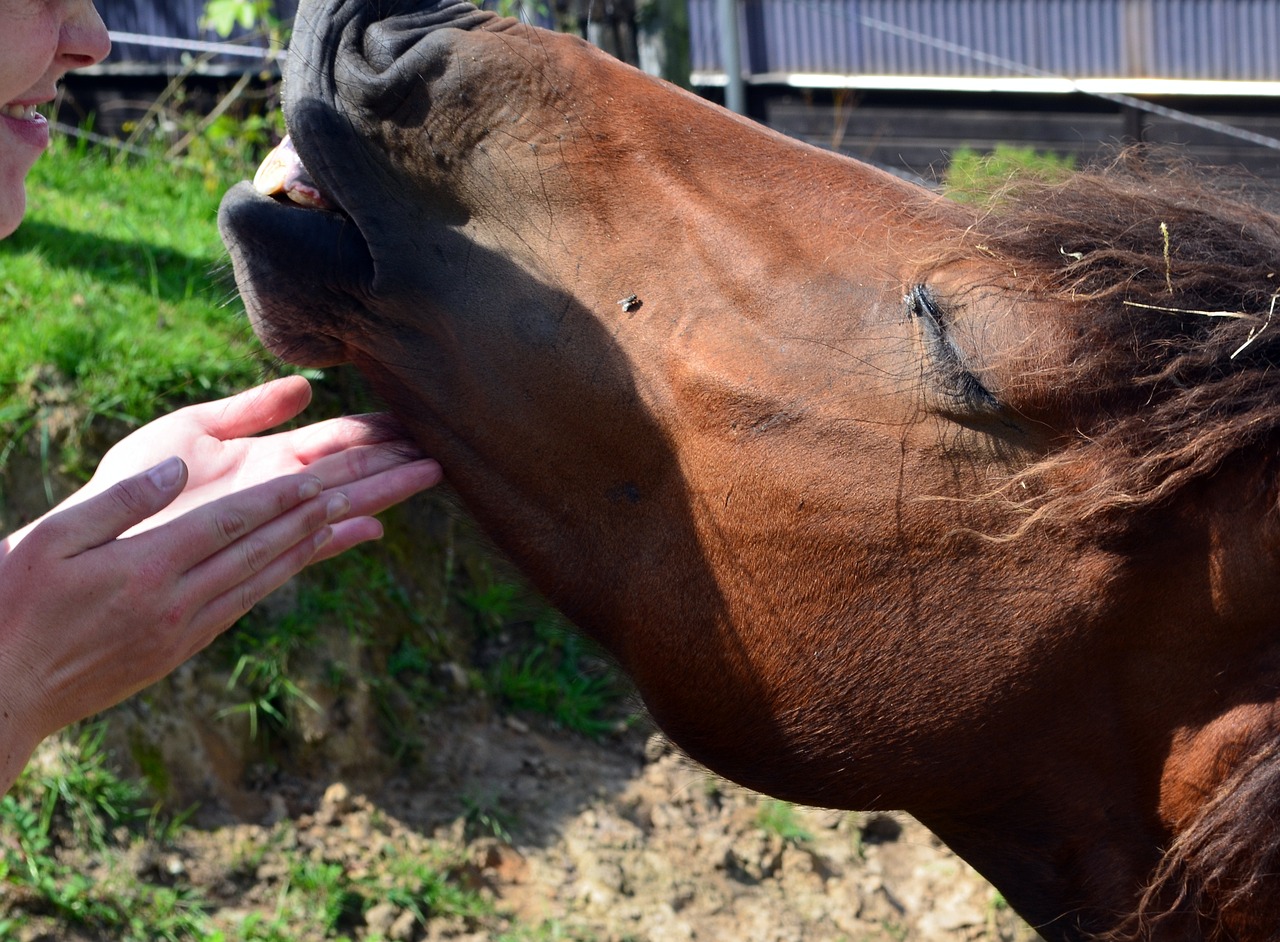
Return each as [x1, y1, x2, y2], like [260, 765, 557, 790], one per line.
[0, 679, 46, 794]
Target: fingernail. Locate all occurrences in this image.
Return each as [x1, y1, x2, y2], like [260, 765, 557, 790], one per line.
[326, 494, 351, 520]
[299, 477, 322, 500]
[313, 526, 334, 550]
[146, 457, 183, 489]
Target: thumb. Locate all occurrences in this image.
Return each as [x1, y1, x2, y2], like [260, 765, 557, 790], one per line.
[39, 457, 189, 554]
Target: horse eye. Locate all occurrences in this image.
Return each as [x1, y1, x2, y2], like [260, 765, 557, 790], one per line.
[907, 285, 1003, 417]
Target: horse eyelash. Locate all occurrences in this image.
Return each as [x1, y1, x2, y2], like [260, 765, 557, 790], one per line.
[907, 284, 1003, 415]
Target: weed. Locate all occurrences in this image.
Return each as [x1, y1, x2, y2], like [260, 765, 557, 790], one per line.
[488, 612, 630, 738]
[387, 636, 437, 679]
[462, 577, 523, 633]
[218, 649, 321, 743]
[284, 857, 364, 933]
[380, 852, 493, 924]
[227, 838, 493, 940]
[496, 920, 599, 941]
[461, 792, 516, 843]
[0, 727, 213, 941]
[881, 918, 910, 942]
[754, 799, 814, 845]
[847, 812, 867, 862]
[16, 723, 146, 851]
[215, 547, 422, 743]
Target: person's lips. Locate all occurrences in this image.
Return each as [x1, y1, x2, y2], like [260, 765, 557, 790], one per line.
[0, 102, 50, 149]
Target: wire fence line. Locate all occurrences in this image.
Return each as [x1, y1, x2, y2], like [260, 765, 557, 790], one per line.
[107, 30, 282, 60]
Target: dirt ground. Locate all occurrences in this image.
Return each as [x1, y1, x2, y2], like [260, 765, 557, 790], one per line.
[113, 698, 1042, 941]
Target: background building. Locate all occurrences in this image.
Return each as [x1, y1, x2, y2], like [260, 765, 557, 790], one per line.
[79, 0, 1280, 184]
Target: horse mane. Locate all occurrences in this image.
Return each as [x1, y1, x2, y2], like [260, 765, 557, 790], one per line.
[938, 152, 1280, 934]
[938, 148, 1280, 529]
[1100, 740, 1280, 940]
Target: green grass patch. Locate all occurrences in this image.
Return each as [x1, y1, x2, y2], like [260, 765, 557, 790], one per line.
[944, 144, 1076, 205]
[0, 727, 502, 942]
[0, 132, 273, 475]
[219, 833, 492, 942]
[755, 799, 814, 845]
[488, 610, 631, 738]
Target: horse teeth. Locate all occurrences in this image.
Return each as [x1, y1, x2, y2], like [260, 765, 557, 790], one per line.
[253, 135, 334, 210]
[252, 138, 292, 196]
[284, 182, 330, 209]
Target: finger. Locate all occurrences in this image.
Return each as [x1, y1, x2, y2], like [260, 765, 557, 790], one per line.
[278, 413, 424, 465]
[184, 523, 337, 655]
[306, 459, 442, 563]
[301, 429, 440, 492]
[311, 516, 384, 562]
[190, 376, 314, 441]
[179, 489, 347, 600]
[153, 472, 326, 572]
[328, 458, 442, 519]
[35, 458, 189, 555]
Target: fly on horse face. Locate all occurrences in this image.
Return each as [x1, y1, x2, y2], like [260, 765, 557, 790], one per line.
[218, 1, 1280, 937]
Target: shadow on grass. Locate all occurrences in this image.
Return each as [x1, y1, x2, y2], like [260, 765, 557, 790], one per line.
[2, 218, 226, 303]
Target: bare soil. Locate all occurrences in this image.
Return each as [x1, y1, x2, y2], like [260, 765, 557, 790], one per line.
[139, 712, 1039, 941]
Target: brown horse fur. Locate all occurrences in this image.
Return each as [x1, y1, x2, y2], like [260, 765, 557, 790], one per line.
[218, 5, 1280, 937]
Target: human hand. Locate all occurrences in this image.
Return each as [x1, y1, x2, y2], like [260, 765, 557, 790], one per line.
[33, 375, 441, 560]
[0, 376, 442, 790]
[0, 460, 345, 790]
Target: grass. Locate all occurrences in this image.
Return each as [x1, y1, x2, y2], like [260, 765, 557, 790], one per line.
[0, 726, 213, 940]
[0, 131, 275, 478]
[216, 824, 495, 942]
[487, 610, 631, 738]
[461, 791, 517, 843]
[944, 144, 1076, 204]
[0, 727, 503, 941]
[754, 799, 814, 846]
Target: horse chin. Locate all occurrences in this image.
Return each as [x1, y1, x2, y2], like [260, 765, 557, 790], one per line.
[218, 180, 371, 369]
[246, 310, 347, 369]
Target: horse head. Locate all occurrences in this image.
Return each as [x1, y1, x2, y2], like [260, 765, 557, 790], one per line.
[219, 2, 1280, 937]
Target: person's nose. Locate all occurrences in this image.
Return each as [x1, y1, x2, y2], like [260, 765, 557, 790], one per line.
[57, 1, 112, 73]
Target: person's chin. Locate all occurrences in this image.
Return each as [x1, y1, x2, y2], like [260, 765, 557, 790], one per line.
[0, 181, 28, 239]
[0, 148, 39, 238]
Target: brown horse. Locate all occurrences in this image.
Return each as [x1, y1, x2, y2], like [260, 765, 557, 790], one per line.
[218, 2, 1280, 937]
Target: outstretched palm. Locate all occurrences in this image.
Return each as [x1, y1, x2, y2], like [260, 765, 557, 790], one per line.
[68, 376, 439, 558]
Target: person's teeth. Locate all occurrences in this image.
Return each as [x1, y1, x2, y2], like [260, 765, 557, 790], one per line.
[0, 104, 37, 120]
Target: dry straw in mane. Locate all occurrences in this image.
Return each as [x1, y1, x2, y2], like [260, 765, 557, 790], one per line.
[952, 149, 1280, 531]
